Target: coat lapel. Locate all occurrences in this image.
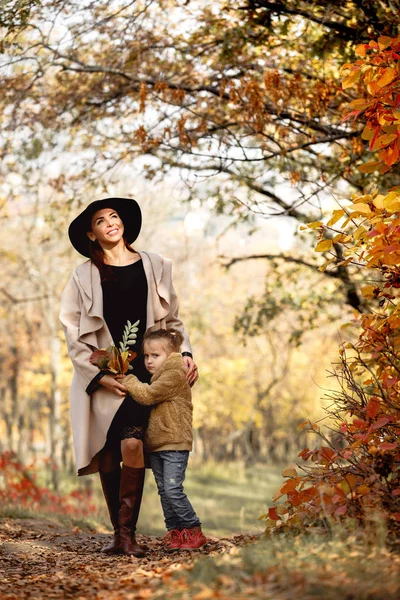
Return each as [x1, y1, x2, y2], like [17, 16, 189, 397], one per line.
[137, 250, 170, 326]
[73, 251, 171, 346]
[73, 261, 112, 346]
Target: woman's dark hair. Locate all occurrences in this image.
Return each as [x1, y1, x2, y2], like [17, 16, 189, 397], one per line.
[89, 237, 135, 281]
[143, 329, 184, 353]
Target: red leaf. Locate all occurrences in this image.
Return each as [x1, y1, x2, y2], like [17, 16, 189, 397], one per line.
[371, 416, 391, 430]
[366, 398, 380, 419]
[379, 441, 398, 451]
[353, 418, 368, 430]
[391, 513, 400, 522]
[268, 507, 279, 521]
[335, 505, 347, 516]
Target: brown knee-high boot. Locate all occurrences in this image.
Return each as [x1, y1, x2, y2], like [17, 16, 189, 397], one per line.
[119, 464, 146, 557]
[99, 467, 122, 554]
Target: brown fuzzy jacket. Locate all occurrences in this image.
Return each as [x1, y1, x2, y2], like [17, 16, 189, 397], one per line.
[121, 353, 193, 453]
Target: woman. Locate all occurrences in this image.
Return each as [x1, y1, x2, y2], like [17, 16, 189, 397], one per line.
[59, 197, 198, 557]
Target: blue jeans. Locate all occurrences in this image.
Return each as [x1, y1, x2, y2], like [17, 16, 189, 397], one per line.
[150, 451, 201, 531]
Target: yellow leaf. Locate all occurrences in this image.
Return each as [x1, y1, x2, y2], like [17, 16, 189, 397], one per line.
[373, 195, 385, 209]
[376, 67, 397, 88]
[354, 225, 366, 240]
[383, 192, 400, 212]
[342, 68, 361, 89]
[351, 203, 372, 214]
[358, 160, 382, 173]
[385, 201, 400, 213]
[315, 239, 333, 252]
[361, 285, 376, 298]
[282, 467, 298, 478]
[361, 124, 375, 141]
[371, 133, 397, 150]
[307, 221, 323, 229]
[326, 209, 345, 226]
[348, 98, 372, 111]
[378, 36, 393, 50]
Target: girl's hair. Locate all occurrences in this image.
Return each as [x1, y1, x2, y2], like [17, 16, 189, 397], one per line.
[89, 236, 135, 281]
[143, 329, 184, 353]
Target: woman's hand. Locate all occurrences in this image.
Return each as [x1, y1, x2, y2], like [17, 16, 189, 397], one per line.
[183, 356, 199, 387]
[99, 374, 128, 397]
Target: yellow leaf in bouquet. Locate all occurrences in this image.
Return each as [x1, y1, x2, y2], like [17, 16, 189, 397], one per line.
[119, 351, 130, 375]
[108, 346, 122, 374]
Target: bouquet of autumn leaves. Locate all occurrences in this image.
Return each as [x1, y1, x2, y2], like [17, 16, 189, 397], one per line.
[89, 320, 139, 375]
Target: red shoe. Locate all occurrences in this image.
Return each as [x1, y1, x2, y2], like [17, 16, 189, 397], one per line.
[180, 526, 207, 550]
[162, 529, 182, 551]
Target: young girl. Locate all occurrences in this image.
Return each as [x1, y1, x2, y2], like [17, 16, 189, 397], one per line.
[121, 329, 207, 551]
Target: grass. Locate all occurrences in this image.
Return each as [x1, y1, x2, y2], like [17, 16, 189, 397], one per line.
[123, 460, 283, 537]
[171, 526, 400, 599]
[0, 504, 98, 532]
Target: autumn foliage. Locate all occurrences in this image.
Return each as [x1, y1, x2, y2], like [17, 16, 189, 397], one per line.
[262, 36, 400, 536]
[0, 451, 96, 517]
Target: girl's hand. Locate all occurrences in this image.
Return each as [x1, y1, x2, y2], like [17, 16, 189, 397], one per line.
[99, 374, 128, 397]
[183, 356, 199, 387]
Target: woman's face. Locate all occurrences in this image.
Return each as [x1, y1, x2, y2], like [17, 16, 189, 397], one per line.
[87, 208, 125, 248]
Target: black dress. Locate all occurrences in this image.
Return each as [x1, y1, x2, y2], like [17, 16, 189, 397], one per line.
[101, 259, 151, 442]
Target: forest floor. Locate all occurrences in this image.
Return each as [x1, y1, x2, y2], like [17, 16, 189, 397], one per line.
[1, 515, 400, 600]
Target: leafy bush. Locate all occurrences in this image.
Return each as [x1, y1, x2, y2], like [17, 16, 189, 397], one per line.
[262, 35, 400, 537]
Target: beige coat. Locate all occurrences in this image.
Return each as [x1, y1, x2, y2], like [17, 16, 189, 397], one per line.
[59, 250, 192, 476]
[122, 353, 193, 453]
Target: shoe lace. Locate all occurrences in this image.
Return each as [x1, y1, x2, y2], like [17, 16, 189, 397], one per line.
[164, 529, 181, 543]
[181, 528, 197, 542]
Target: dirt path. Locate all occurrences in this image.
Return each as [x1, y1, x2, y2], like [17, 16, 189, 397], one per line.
[0, 518, 252, 599]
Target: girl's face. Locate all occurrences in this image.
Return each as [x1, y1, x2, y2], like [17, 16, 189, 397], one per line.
[87, 208, 125, 248]
[144, 339, 171, 374]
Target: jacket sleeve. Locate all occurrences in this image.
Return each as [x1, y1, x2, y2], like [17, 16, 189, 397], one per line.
[121, 371, 182, 406]
[164, 260, 193, 355]
[59, 274, 103, 393]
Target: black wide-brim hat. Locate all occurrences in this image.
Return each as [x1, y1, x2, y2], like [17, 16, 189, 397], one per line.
[68, 197, 142, 257]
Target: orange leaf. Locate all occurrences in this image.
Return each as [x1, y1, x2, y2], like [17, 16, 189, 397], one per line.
[381, 143, 399, 166]
[355, 44, 367, 57]
[371, 133, 397, 151]
[376, 67, 397, 88]
[280, 478, 299, 494]
[378, 36, 393, 50]
[358, 160, 382, 173]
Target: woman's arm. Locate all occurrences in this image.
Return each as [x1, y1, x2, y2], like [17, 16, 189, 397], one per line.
[59, 275, 126, 397]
